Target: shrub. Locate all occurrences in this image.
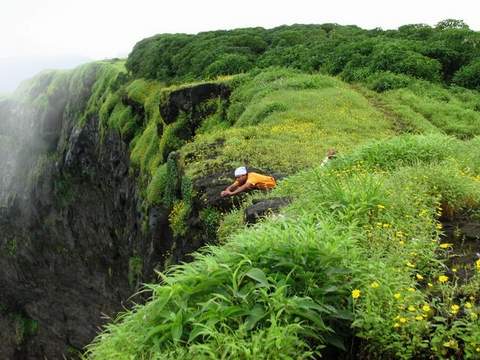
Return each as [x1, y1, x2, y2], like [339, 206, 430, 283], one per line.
[367, 71, 413, 92]
[453, 60, 480, 90]
[206, 54, 253, 78]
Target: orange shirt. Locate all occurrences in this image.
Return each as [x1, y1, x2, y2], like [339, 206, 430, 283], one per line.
[235, 172, 276, 189]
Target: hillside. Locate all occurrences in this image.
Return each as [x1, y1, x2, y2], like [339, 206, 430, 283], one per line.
[0, 21, 480, 359]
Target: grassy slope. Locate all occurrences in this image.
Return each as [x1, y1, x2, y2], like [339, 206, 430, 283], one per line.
[81, 62, 480, 359]
[10, 60, 479, 358]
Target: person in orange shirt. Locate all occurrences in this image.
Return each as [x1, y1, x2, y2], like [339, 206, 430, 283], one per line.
[220, 167, 276, 197]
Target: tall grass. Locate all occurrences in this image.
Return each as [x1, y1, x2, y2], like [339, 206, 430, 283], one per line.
[87, 133, 480, 359]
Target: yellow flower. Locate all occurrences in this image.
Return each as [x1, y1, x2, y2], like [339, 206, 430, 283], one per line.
[377, 204, 385, 209]
[476, 259, 480, 271]
[406, 261, 415, 268]
[408, 287, 416, 292]
[435, 223, 443, 230]
[352, 289, 361, 299]
[452, 267, 457, 273]
[370, 281, 380, 289]
[394, 293, 401, 300]
[438, 275, 449, 283]
[422, 304, 431, 312]
[439, 243, 453, 249]
[416, 274, 424, 280]
[465, 302, 473, 309]
[427, 282, 433, 287]
[443, 340, 458, 349]
[393, 322, 400, 328]
[408, 305, 416, 312]
[415, 315, 423, 321]
[399, 317, 407, 324]
[450, 304, 460, 315]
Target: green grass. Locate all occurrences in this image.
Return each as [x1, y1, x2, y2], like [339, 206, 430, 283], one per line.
[182, 68, 394, 178]
[87, 133, 480, 359]
[9, 59, 480, 358]
[83, 66, 480, 359]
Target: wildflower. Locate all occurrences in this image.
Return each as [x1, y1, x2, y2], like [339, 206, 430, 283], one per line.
[436, 223, 443, 230]
[406, 261, 415, 268]
[351, 289, 361, 299]
[370, 281, 380, 289]
[452, 267, 457, 273]
[415, 315, 423, 321]
[476, 259, 480, 271]
[399, 317, 407, 324]
[393, 322, 400, 328]
[408, 305, 416, 312]
[394, 293, 401, 300]
[439, 243, 453, 249]
[416, 274, 424, 280]
[450, 304, 460, 315]
[427, 282, 433, 287]
[438, 275, 449, 283]
[422, 304, 431, 312]
[465, 302, 473, 309]
[471, 312, 478, 320]
[408, 287, 416, 292]
[377, 204, 385, 209]
[443, 340, 458, 349]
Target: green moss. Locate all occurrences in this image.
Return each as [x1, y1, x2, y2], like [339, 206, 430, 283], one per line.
[128, 256, 143, 288]
[13, 314, 38, 345]
[163, 153, 181, 209]
[146, 164, 168, 205]
[169, 200, 191, 238]
[130, 120, 161, 176]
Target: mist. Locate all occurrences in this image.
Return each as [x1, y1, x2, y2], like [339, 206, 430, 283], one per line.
[0, 55, 92, 93]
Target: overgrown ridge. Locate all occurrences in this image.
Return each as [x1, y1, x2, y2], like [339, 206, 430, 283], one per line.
[0, 22, 479, 359]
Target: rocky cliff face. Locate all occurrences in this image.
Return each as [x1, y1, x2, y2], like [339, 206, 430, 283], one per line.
[0, 66, 237, 358]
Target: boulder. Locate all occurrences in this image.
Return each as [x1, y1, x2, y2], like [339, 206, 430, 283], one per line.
[245, 197, 292, 224]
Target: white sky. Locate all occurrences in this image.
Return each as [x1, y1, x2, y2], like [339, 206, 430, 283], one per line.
[1, 0, 479, 60]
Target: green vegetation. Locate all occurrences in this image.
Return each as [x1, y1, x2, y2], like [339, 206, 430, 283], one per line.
[87, 134, 480, 359]
[125, 21, 480, 91]
[4, 19, 480, 359]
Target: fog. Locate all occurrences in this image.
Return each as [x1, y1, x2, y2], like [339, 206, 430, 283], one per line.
[0, 55, 91, 93]
[0, 96, 41, 207]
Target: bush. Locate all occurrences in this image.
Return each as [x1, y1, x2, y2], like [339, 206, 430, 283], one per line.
[206, 54, 253, 78]
[367, 71, 413, 92]
[453, 60, 480, 90]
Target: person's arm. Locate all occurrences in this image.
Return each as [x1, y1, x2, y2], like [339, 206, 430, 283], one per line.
[221, 182, 253, 197]
[221, 182, 240, 197]
[227, 181, 254, 196]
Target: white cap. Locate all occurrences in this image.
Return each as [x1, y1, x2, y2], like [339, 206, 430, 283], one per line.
[234, 166, 247, 177]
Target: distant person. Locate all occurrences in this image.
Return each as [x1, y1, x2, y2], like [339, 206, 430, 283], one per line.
[221, 167, 276, 197]
[320, 148, 337, 167]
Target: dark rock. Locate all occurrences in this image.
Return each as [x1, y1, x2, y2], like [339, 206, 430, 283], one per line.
[245, 197, 292, 224]
[160, 83, 230, 125]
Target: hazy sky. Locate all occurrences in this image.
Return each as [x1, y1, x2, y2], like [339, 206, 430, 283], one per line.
[1, 0, 479, 60]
